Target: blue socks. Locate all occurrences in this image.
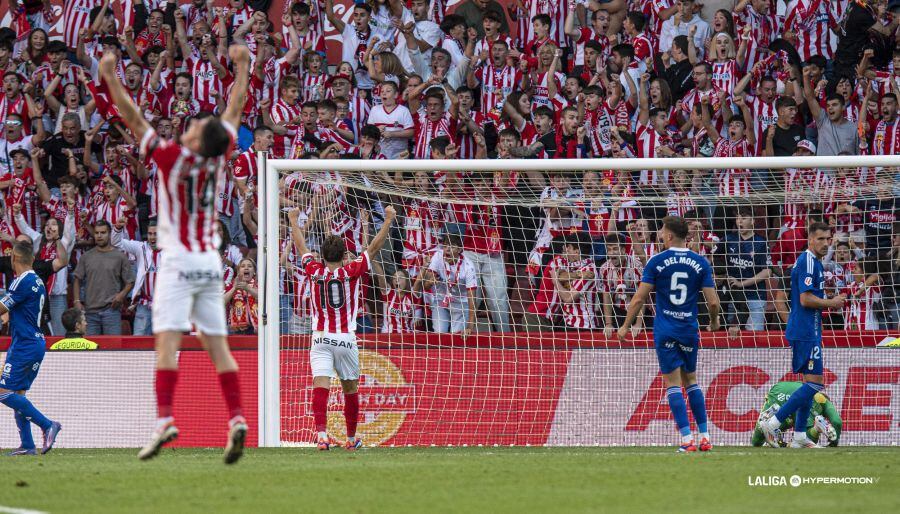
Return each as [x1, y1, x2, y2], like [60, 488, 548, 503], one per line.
[15, 410, 35, 449]
[685, 384, 708, 435]
[775, 382, 824, 433]
[666, 386, 692, 438]
[0, 392, 52, 432]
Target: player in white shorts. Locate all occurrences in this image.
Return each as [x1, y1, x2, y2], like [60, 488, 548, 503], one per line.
[288, 204, 397, 450]
[100, 44, 252, 464]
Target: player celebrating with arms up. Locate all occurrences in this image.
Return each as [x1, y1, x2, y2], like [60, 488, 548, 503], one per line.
[99, 42, 253, 464]
[289, 203, 397, 451]
[619, 217, 721, 452]
[757, 222, 846, 448]
[0, 241, 62, 456]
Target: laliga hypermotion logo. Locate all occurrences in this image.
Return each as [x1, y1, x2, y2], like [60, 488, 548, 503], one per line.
[327, 349, 416, 445]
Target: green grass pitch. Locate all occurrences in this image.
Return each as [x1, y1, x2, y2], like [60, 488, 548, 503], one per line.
[0, 447, 897, 513]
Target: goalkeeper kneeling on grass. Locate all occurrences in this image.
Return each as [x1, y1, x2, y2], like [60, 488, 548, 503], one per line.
[752, 381, 842, 447]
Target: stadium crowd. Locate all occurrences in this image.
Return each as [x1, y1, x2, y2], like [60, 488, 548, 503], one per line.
[0, 0, 897, 336]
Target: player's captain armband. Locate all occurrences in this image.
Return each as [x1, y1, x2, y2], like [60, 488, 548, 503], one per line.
[50, 337, 98, 350]
[814, 392, 828, 404]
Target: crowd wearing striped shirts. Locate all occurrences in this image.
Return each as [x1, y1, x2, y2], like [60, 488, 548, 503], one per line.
[0, 0, 896, 336]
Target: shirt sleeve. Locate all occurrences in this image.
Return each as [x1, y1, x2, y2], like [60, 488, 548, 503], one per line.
[641, 255, 658, 285]
[796, 255, 818, 294]
[701, 259, 715, 288]
[1, 275, 30, 310]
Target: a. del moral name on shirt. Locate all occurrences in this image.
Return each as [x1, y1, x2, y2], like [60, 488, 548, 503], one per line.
[654, 253, 704, 275]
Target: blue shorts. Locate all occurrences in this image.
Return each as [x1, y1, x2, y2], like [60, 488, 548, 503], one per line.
[1, 347, 45, 391]
[789, 339, 823, 375]
[654, 334, 699, 374]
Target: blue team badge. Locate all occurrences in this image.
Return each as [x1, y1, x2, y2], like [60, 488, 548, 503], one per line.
[804, 277, 813, 287]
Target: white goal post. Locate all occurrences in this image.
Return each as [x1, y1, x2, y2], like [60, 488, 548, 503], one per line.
[256, 154, 900, 448]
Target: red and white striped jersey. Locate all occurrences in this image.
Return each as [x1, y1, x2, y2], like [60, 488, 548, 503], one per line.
[185, 56, 228, 112]
[303, 250, 370, 333]
[842, 280, 880, 330]
[516, 0, 571, 48]
[456, 109, 490, 160]
[269, 99, 302, 158]
[263, 56, 297, 104]
[0, 94, 30, 136]
[745, 94, 779, 156]
[402, 198, 441, 255]
[474, 34, 515, 59]
[38, 240, 61, 294]
[527, 255, 583, 319]
[583, 107, 614, 156]
[666, 190, 696, 217]
[2, 168, 38, 235]
[681, 85, 727, 134]
[282, 25, 326, 56]
[380, 289, 416, 333]
[216, 4, 254, 33]
[413, 111, 457, 160]
[31, 63, 84, 99]
[139, 122, 236, 254]
[871, 118, 900, 155]
[784, 0, 838, 61]
[782, 168, 835, 225]
[560, 262, 598, 330]
[473, 63, 522, 116]
[628, 32, 657, 62]
[733, 4, 782, 69]
[291, 263, 313, 318]
[135, 243, 160, 306]
[92, 196, 137, 239]
[635, 121, 673, 185]
[710, 59, 739, 97]
[232, 148, 259, 185]
[573, 26, 611, 67]
[428, 249, 478, 304]
[598, 255, 643, 310]
[714, 137, 753, 197]
[300, 72, 328, 103]
[63, 0, 100, 49]
[529, 71, 566, 111]
[180, 3, 210, 36]
[216, 159, 237, 218]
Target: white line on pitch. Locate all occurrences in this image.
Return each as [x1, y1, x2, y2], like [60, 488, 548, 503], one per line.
[0, 506, 49, 514]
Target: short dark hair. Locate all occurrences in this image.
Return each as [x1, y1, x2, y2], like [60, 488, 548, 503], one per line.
[671, 35, 689, 56]
[353, 2, 372, 14]
[735, 205, 754, 218]
[360, 124, 382, 142]
[62, 307, 84, 333]
[759, 75, 777, 87]
[445, 233, 463, 249]
[430, 136, 452, 155]
[533, 106, 554, 119]
[883, 93, 898, 103]
[612, 43, 634, 60]
[47, 40, 68, 54]
[531, 14, 552, 27]
[12, 240, 33, 265]
[808, 221, 831, 235]
[321, 235, 346, 263]
[440, 14, 467, 33]
[198, 118, 231, 158]
[605, 233, 623, 246]
[661, 216, 690, 240]
[93, 220, 112, 232]
[292, 2, 311, 15]
[805, 55, 827, 69]
[775, 96, 797, 110]
[253, 125, 273, 137]
[826, 93, 845, 106]
[318, 98, 337, 113]
[625, 11, 645, 32]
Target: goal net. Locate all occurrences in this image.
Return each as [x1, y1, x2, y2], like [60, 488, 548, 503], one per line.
[257, 156, 899, 448]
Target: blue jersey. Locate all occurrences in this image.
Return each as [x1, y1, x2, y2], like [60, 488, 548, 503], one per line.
[786, 250, 825, 343]
[642, 248, 715, 340]
[1, 271, 46, 350]
[724, 232, 770, 301]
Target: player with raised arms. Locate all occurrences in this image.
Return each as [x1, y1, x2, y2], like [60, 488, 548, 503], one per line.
[757, 221, 846, 448]
[288, 202, 397, 450]
[99, 42, 253, 464]
[618, 216, 721, 452]
[0, 241, 62, 455]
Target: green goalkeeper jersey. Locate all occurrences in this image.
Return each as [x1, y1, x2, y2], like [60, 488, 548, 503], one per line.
[751, 381, 843, 446]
